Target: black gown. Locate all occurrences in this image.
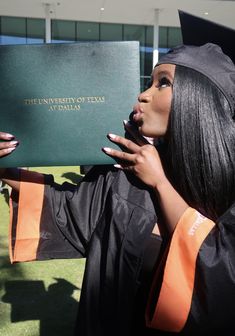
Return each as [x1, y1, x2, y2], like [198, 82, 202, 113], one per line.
[10, 165, 163, 336]
[9, 165, 235, 335]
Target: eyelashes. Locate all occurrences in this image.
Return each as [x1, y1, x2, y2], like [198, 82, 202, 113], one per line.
[157, 77, 172, 89]
[144, 76, 173, 91]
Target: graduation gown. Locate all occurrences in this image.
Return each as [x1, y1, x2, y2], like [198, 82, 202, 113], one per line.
[9, 164, 235, 335]
[9, 165, 162, 336]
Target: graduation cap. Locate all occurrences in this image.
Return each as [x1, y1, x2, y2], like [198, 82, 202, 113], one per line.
[47, 278, 79, 294]
[179, 10, 235, 65]
[158, 11, 235, 116]
[53, 278, 79, 290]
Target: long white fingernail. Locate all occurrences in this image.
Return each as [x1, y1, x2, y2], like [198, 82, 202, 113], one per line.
[108, 133, 116, 140]
[9, 141, 18, 146]
[114, 164, 122, 169]
[4, 133, 14, 139]
[5, 147, 15, 153]
[103, 147, 112, 153]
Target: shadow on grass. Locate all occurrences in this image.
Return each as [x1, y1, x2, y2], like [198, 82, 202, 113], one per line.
[0, 172, 81, 335]
[2, 278, 80, 336]
[0, 251, 25, 292]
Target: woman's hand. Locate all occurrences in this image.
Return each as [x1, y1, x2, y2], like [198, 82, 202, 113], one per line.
[102, 132, 167, 189]
[102, 125, 189, 233]
[0, 132, 18, 158]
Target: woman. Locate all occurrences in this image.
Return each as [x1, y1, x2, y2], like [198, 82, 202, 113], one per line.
[104, 43, 235, 335]
[2, 42, 235, 335]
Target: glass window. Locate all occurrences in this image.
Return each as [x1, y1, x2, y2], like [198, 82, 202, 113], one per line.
[159, 26, 168, 48]
[123, 24, 145, 46]
[140, 50, 147, 91]
[144, 48, 153, 75]
[100, 23, 122, 41]
[51, 20, 76, 42]
[168, 27, 182, 48]
[27, 18, 45, 44]
[77, 22, 99, 41]
[1, 16, 26, 44]
[144, 26, 154, 84]
[146, 26, 153, 48]
[1, 16, 26, 36]
[139, 50, 145, 76]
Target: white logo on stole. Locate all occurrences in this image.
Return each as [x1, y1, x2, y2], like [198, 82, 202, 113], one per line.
[188, 212, 207, 236]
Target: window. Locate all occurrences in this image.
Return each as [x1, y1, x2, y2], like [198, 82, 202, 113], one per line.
[27, 18, 45, 44]
[168, 27, 182, 48]
[1, 16, 26, 44]
[159, 27, 168, 48]
[77, 22, 99, 41]
[123, 24, 145, 46]
[100, 23, 122, 41]
[51, 20, 76, 43]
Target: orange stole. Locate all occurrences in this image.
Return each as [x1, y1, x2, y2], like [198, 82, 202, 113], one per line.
[9, 169, 45, 263]
[146, 208, 215, 332]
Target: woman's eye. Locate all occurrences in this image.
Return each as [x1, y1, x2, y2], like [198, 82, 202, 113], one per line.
[157, 77, 172, 89]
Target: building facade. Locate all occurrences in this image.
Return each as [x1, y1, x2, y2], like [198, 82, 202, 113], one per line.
[0, 16, 182, 90]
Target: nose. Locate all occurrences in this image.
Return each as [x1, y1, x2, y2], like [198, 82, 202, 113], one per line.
[132, 88, 152, 115]
[137, 88, 151, 103]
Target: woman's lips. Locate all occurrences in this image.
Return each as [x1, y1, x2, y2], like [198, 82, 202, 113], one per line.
[132, 106, 144, 123]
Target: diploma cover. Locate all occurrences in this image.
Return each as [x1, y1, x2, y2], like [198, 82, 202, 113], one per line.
[0, 41, 140, 167]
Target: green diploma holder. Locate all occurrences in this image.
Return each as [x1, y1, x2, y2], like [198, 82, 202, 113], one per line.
[0, 41, 140, 167]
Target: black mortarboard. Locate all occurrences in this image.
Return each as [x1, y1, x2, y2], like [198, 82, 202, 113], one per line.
[179, 10, 235, 65]
[53, 278, 79, 290]
[158, 11, 235, 116]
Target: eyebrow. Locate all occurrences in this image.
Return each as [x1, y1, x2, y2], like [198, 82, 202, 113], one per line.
[154, 69, 174, 81]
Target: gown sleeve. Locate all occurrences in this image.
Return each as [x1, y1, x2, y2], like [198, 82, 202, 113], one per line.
[9, 165, 115, 263]
[146, 204, 235, 333]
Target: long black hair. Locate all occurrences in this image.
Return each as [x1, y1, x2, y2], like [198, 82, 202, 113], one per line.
[163, 65, 235, 220]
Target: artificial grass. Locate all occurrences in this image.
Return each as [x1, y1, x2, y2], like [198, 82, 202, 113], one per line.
[0, 166, 86, 336]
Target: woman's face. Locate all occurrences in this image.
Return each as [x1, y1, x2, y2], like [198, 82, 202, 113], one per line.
[132, 63, 175, 138]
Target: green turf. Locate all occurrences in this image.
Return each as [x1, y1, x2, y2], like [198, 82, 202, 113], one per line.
[0, 167, 86, 336]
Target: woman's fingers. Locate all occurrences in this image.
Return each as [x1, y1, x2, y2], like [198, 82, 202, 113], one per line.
[0, 136, 19, 158]
[0, 147, 16, 157]
[0, 132, 15, 140]
[0, 140, 18, 150]
[107, 133, 140, 153]
[102, 132, 166, 188]
[102, 146, 135, 163]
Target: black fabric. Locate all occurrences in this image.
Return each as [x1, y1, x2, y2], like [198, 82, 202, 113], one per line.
[158, 43, 235, 117]
[133, 234, 166, 336]
[179, 10, 235, 65]
[12, 165, 235, 334]
[180, 202, 235, 335]
[34, 165, 164, 336]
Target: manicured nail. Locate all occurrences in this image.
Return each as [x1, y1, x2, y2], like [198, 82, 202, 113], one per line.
[9, 141, 19, 146]
[114, 164, 122, 169]
[102, 147, 112, 153]
[108, 133, 116, 140]
[5, 147, 15, 153]
[123, 120, 131, 128]
[4, 133, 14, 139]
